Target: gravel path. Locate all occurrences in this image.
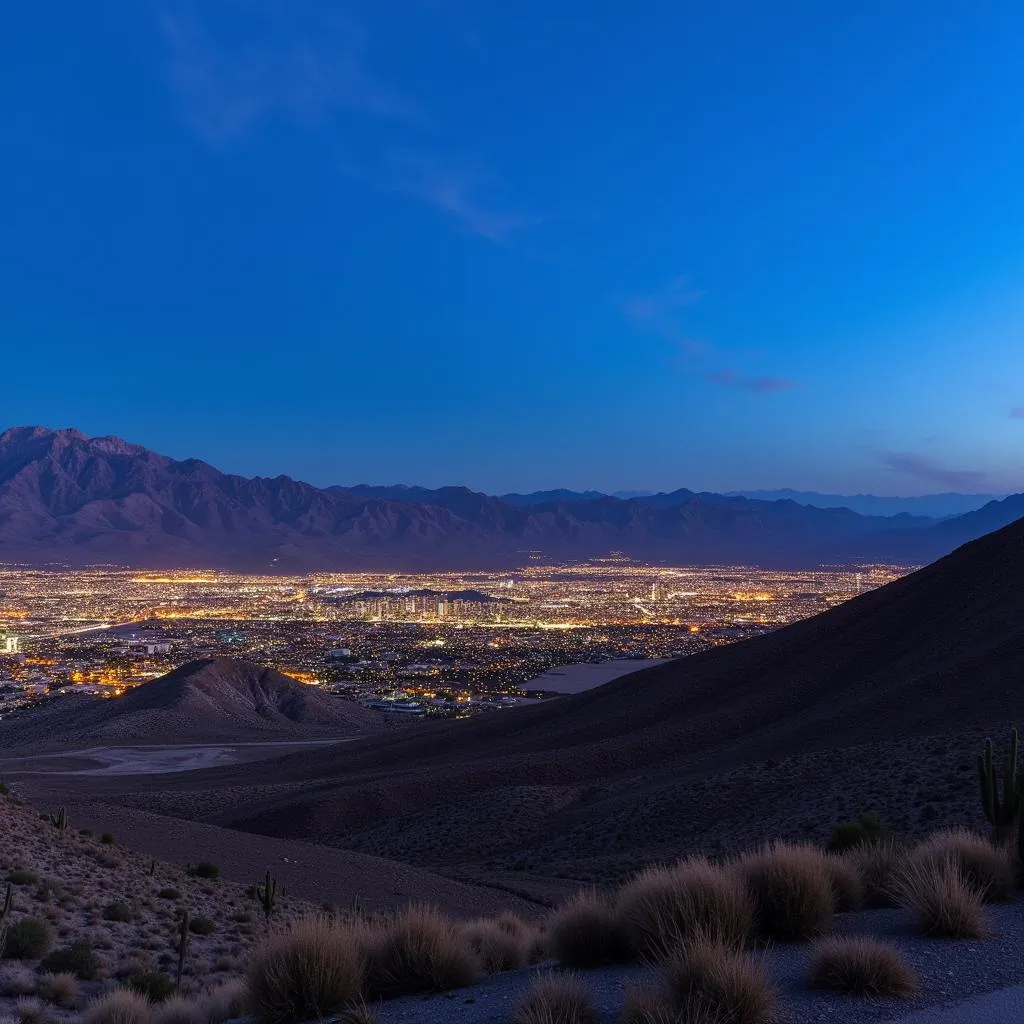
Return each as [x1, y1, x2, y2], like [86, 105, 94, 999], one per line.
[376, 902, 1024, 1024]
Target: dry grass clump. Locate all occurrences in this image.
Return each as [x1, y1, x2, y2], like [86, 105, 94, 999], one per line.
[735, 842, 833, 941]
[659, 937, 775, 1024]
[911, 829, 1014, 903]
[618, 859, 752, 961]
[153, 996, 208, 1024]
[247, 913, 365, 1024]
[808, 936, 919, 998]
[83, 988, 152, 1024]
[823, 856, 864, 912]
[848, 842, 907, 909]
[36, 972, 78, 1009]
[362, 905, 479, 999]
[548, 891, 632, 968]
[511, 972, 597, 1024]
[460, 917, 527, 973]
[16, 997, 50, 1024]
[201, 979, 248, 1023]
[890, 857, 986, 938]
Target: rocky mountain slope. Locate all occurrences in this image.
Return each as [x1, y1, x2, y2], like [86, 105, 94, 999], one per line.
[56, 514, 1024, 889]
[0, 658, 382, 746]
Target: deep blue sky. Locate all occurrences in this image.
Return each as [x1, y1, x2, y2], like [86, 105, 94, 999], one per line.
[3, 1, 1024, 494]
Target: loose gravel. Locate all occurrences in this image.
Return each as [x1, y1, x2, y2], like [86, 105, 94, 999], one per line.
[375, 902, 1024, 1024]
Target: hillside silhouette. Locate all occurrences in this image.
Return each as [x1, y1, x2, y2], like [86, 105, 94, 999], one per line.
[0, 658, 382, 746]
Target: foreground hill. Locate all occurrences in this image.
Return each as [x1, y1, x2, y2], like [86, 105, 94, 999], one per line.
[43, 514, 1024, 890]
[0, 424, 994, 569]
[0, 658, 382, 747]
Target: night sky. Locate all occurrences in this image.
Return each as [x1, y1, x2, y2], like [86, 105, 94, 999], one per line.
[3, 1, 1024, 494]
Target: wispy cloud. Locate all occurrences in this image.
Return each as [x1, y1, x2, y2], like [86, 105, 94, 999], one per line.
[620, 277, 705, 355]
[382, 152, 541, 243]
[159, 5, 418, 146]
[622, 277, 797, 392]
[876, 450, 995, 490]
[706, 369, 798, 393]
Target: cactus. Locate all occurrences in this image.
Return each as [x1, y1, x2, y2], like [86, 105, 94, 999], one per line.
[253, 871, 278, 922]
[148, 860, 156, 877]
[175, 911, 190, 988]
[49, 807, 69, 832]
[0, 882, 12, 924]
[978, 728, 1020, 842]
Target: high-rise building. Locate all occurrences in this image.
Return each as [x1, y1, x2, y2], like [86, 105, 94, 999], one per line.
[2, 635, 20, 654]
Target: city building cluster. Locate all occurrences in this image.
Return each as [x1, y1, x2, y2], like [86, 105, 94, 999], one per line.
[0, 560, 910, 721]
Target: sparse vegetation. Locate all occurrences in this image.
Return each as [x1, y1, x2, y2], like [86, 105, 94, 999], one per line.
[36, 971, 78, 1009]
[157, 889, 180, 901]
[890, 857, 986, 938]
[247, 914, 365, 1024]
[548, 891, 631, 968]
[512, 972, 598, 1024]
[736, 842, 834, 941]
[618, 858, 752, 960]
[40, 940, 100, 980]
[129, 972, 176, 1003]
[823, 855, 864, 912]
[659, 937, 776, 1024]
[363, 904, 479, 998]
[6, 872, 38, 887]
[104, 902, 134, 923]
[188, 916, 215, 936]
[827, 811, 890, 853]
[100, 834, 115, 846]
[186, 864, 220, 881]
[808, 936, 919, 997]
[912, 828, 1014, 902]
[848, 841, 907, 909]
[83, 987, 152, 1024]
[2, 918, 53, 960]
[460, 917, 527, 973]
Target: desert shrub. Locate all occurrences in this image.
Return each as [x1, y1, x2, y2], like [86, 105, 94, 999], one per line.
[824, 856, 864, 912]
[103, 903, 134, 923]
[130, 972, 175, 1003]
[186, 863, 219, 880]
[37, 971, 78, 1008]
[911, 829, 1014, 902]
[16, 996, 47, 1024]
[548, 891, 631, 968]
[660, 938, 776, 1024]
[40, 940, 100, 980]
[3, 918, 53, 959]
[153, 996, 206, 1024]
[188, 917, 215, 936]
[460, 918, 526, 973]
[891, 857, 985, 938]
[363, 904, 478, 998]
[79, 829, 94, 838]
[100, 834, 115, 846]
[736, 842, 833, 941]
[247, 914, 365, 1024]
[808, 936, 918, 997]
[512, 972, 597, 1024]
[6, 871, 38, 886]
[201, 979, 248, 1023]
[157, 889, 180, 901]
[827, 812, 889, 853]
[0, 782, 8, 795]
[618, 859, 752, 961]
[848, 841, 907, 909]
[83, 988, 151, 1024]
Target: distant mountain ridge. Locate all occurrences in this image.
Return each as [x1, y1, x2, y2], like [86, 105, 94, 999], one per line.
[0, 426, 1021, 569]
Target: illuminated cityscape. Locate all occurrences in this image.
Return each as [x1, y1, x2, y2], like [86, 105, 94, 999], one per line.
[0, 560, 911, 720]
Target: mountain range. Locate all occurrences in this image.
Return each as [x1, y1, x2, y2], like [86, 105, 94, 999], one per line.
[1, 425, 1022, 569]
